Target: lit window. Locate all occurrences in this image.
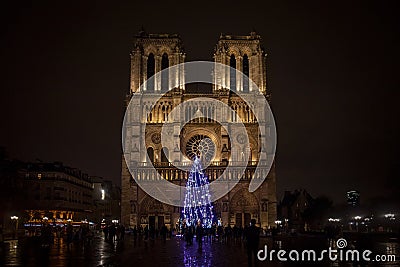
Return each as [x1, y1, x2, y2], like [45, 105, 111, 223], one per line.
[101, 189, 105, 200]
[37, 173, 42, 179]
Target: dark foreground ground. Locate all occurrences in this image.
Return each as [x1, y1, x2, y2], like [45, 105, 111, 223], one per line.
[0, 233, 398, 267]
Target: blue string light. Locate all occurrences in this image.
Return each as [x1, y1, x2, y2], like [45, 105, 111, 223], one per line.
[182, 157, 214, 228]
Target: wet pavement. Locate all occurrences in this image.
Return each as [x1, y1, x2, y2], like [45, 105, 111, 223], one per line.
[0, 234, 398, 266]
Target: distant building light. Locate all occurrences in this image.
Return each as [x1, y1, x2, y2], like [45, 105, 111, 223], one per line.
[11, 216, 19, 220]
[37, 173, 42, 179]
[101, 189, 105, 200]
[354, 216, 362, 220]
[346, 190, 360, 207]
[384, 213, 395, 220]
[328, 218, 340, 222]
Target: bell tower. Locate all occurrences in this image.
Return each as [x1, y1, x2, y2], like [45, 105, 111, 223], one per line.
[129, 31, 186, 93]
[213, 31, 268, 94]
[122, 32, 186, 227]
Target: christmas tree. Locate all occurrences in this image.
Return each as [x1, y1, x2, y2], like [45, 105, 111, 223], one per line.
[182, 157, 214, 228]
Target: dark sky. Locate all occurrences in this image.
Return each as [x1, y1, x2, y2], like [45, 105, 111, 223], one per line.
[1, 1, 399, 204]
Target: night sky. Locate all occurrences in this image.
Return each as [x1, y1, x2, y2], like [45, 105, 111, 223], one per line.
[1, 1, 399, 204]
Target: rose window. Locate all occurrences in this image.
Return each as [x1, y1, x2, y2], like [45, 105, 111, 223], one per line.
[185, 134, 216, 162]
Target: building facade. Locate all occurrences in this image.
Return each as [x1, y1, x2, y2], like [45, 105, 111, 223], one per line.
[279, 189, 314, 231]
[92, 176, 121, 225]
[121, 31, 277, 230]
[22, 162, 94, 224]
[346, 190, 360, 207]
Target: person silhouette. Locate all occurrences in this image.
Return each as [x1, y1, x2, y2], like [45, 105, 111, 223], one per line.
[245, 219, 260, 267]
[196, 220, 204, 249]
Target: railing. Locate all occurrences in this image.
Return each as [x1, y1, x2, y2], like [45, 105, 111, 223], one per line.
[136, 161, 260, 168]
[130, 161, 270, 182]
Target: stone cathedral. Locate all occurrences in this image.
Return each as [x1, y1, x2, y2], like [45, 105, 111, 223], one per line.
[121, 31, 277, 230]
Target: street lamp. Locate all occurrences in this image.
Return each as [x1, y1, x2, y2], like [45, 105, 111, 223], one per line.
[384, 213, 396, 232]
[384, 213, 395, 220]
[354, 216, 362, 232]
[10, 216, 19, 239]
[101, 189, 105, 200]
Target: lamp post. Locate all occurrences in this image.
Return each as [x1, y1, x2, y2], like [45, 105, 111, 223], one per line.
[10, 216, 19, 239]
[275, 220, 282, 229]
[354, 216, 362, 232]
[284, 218, 289, 231]
[384, 213, 396, 232]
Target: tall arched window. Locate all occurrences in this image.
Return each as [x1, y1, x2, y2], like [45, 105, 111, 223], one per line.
[243, 54, 249, 92]
[162, 105, 167, 122]
[161, 147, 169, 163]
[147, 147, 154, 163]
[161, 53, 169, 92]
[147, 53, 155, 92]
[230, 54, 236, 91]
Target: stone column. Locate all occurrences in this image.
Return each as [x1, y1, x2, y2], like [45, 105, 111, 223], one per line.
[155, 55, 161, 92]
[237, 55, 242, 92]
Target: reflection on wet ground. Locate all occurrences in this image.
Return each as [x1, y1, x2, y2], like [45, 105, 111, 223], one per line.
[0, 234, 398, 266]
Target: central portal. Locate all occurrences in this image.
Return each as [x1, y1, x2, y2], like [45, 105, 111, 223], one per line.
[148, 215, 165, 230]
[235, 212, 251, 227]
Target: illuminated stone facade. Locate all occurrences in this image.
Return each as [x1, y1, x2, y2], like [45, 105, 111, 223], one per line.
[121, 32, 276, 230]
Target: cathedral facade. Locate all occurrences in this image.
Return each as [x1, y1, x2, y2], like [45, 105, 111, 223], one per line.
[121, 31, 277, 230]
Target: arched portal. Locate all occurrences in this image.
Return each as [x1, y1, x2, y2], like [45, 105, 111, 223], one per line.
[139, 196, 173, 230]
[230, 189, 259, 227]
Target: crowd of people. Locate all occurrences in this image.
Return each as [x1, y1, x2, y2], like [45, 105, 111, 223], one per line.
[102, 223, 125, 242]
[124, 221, 263, 246]
[179, 220, 262, 246]
[179, 219, 260, 266]
[25, 222, 95, 248]
[126, 224, 171, 242]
